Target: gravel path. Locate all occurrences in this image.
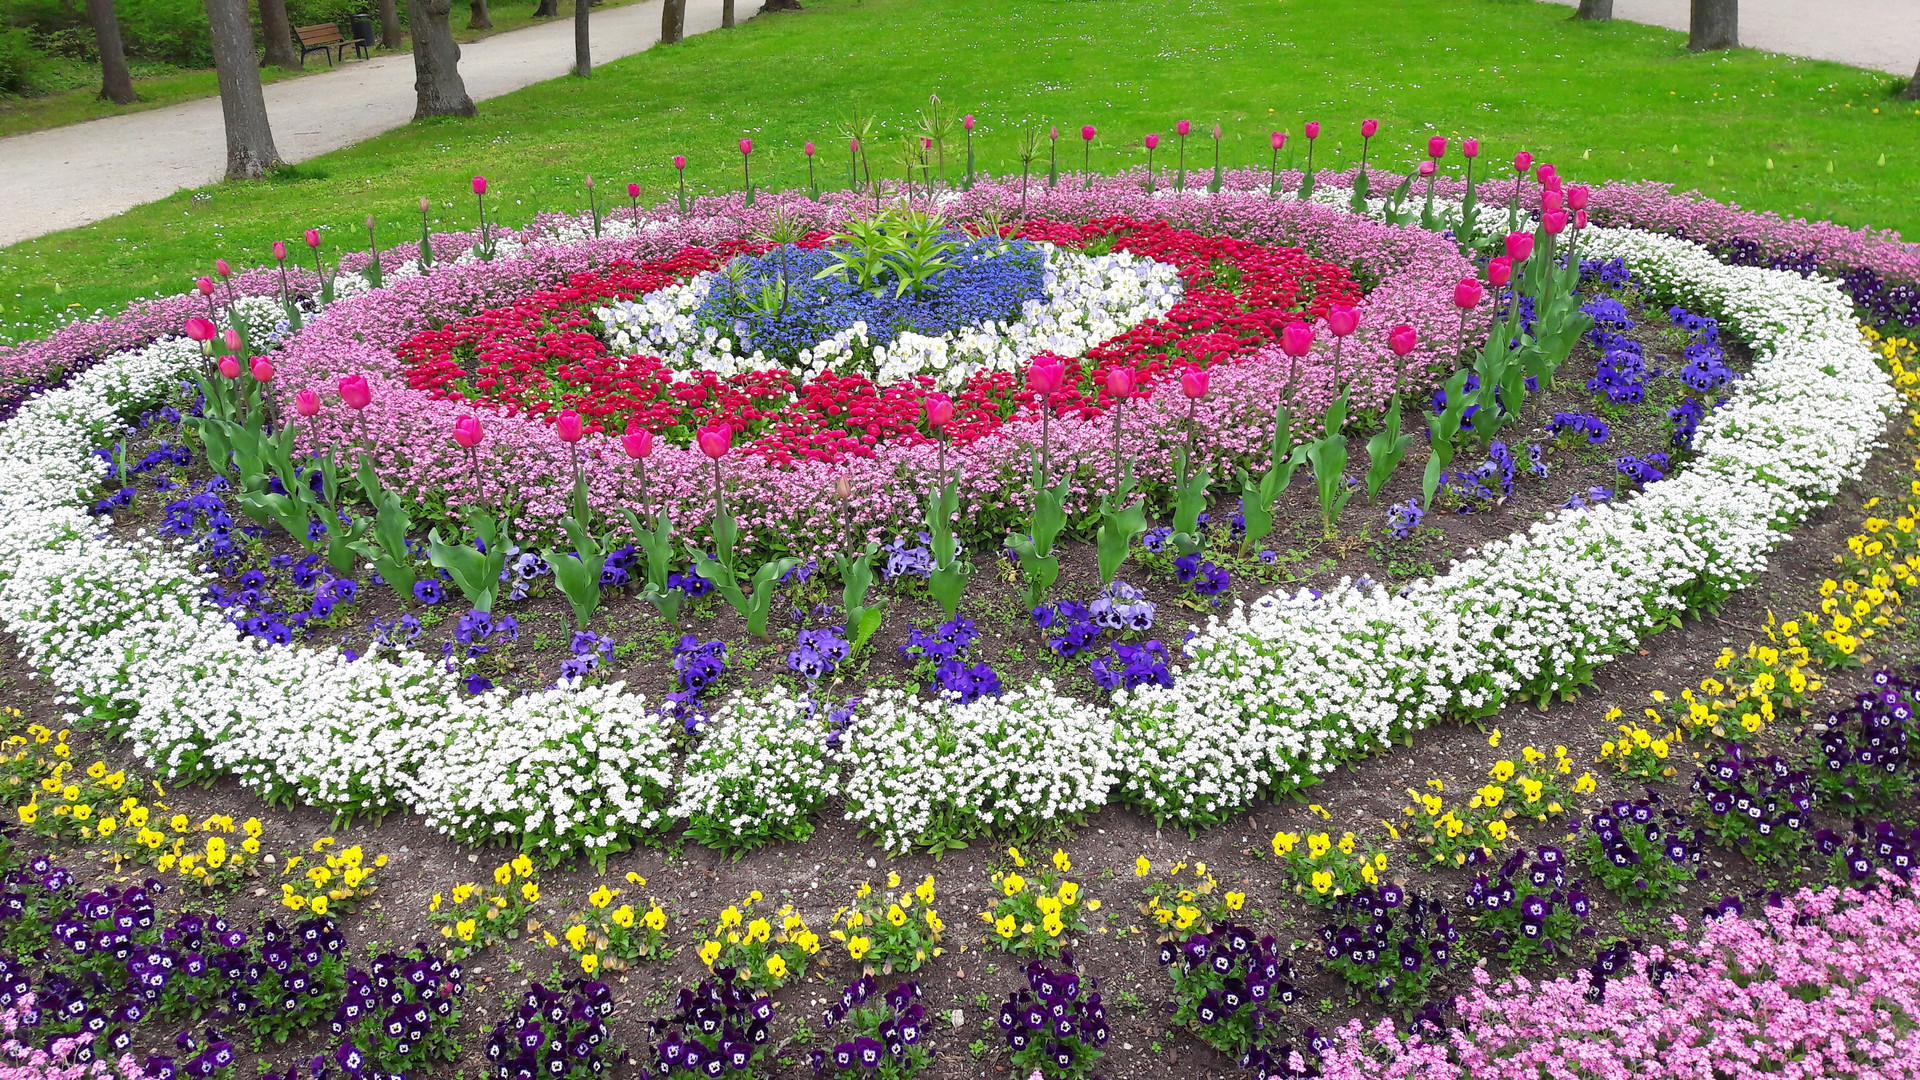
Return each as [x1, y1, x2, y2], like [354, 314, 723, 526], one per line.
[0, 0, 731, 248]
[1543, 0, 1918, 77]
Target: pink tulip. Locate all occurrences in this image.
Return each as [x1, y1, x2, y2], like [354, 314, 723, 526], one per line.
[1361, 118, 1378, 138]
[1462, 138, 1480, 159]
[695, 422, 732, 459]
[627, 182, 641, 198]
[272, 241, 287, 263]
[304, 229, 320, 249]
[1505, 232, 1535, 262]
[555, 410, 584, 443]
[1103, 367, 1134, 398]
[1050, 126, 1059, 140]
[217, 356, 241, 379]
[184, 317, 216, 342]
[1542, 209, 1569, 235]
[1567, 184, 1590, 210]
[294, 389, 320, 417]
[1180, 368, 1209, 399]
[1177, 119, 1191, 137]
[1027, 359, 1066, 397]
[1541, 189, 1564, 213]
[1541, 172, 1563, 193]
[1514, 151, 1533, 175]
[1428, 136, 1447, 159]
[621, 426, 654, 459]
[1211, 123, 1220, 139]
[1486, 256, 1513, 287]
[1575, 208, 1588, 230]
[1080, 125, 1096, 142]
[1303, 121, 1319, 140]
[739, 139, 753, 156]
[1144, 133, 1159, 150]
[1453, 278, 1485, 310]
[673, 155, 687, 171]
[1270, 131, 1286, 151]
[471, 176, 487, 196]
[1388, 325, 1419, 356]
[849, 137, 859, 153]
[214, 258, 232, 279]
[1326, 305, 1359, 337]
[924, 392, 956, 429]
[221, 327, 241, 352]
[1418, 160, 1437, 177]
[804, 141, 816, 157]
[337, 375, 372, 410]
[585, 175, 594, 189]
[452, 415, 484, 449]
[963, 114, 975, 131]
[1536, 163, 1557, 184]
[250, 357, 274, 382]
[921, 136, 933, 150]
[1280, 322, 1315, 358]
[196, 276, 215, 296]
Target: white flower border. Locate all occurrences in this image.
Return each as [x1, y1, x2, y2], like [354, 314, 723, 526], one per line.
[595, 244, 1183, 388]
[0, 223, 1892, 858]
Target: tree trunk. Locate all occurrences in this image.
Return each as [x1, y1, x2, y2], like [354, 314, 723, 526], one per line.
[572, 0, 589, 76]
[257, 0, 298, 68]
[204, 0, 282, 177]
[467, 0, 492, 30]
[1688, 0, 1737, 51]
[1904, 56, 1920, 101]
[1574, 0, 1612, 20]
[659, 0, 684, 43]
[407, 0, 476, 119]
[721, 0, 733, 28]
[86, 0, 137, 104]
[378, 0, 403, 46]
[534, 0, 557, 17]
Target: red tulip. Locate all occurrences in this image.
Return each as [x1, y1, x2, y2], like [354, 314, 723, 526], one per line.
[921, 136, 933, 150]
[196, 276, 215, 296]
[1177, 119, 1191, 137]
[695, 422, 732, 459]
[452, 415, 484, 449]
[621, 426, 654, 459]
[1270, 131, 1286, 151]
[1513, 151, 1533, 175]
[1144, 133, 1159, 151]
[1428, 136, 1448, 159]
[924, 392, 956, 428]
[1462, 138, 1480, 159]
[739, 139, 753, 156]
[555, 410, 584, 443]
[1567, 184, 1590, 210]
[1505, 232, 1535, 262]
[304, 229, 320, 249]
[1542, 210, 1569, 235]
[804, 141, 816, 157]
[250, 357, 274, 382]
[1027, 359, 1066, 397]
[1103, 367, 1134, 398]
[1388, 325, 1419, 356]
[1486, 256, 1513, 287]
[1326, 305, 1359, 337]
[1303, 121, 1320, 140]
[1361, 118, 1378, 138]
[218, 355, 241, 379]
[294, 389, 320, 416]
[1540, 189, 1564, 213]
[471, 176, 487, 196]
[1180, 368, 1209, 399]
[184, 317, 216, 342]
[963, 114, 975, 131]
[673, 155, 687, 171]
[214, 258, 232, 279]
[221, 328, 241, 352]
[1080, 125, 1096, 142]
[1453, 278, 1485, 311]
[337, 375, 372, 411]
[627, 182, 641, 197]
[1280, 322, 1315, 358]
[272, 241, 287, 263]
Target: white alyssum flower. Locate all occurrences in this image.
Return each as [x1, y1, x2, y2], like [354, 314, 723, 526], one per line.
[671, 685, 840, 850]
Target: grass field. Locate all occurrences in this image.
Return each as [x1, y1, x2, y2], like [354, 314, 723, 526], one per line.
[2, 0, 1914, 345]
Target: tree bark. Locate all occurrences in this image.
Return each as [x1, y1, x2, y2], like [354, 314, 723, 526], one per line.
[204, 0, 282, 177]
[534, 0, 557, 17]
[378, 0, 403, 45]
[407, 0, 476, 119]
[467, 0, 492, 30]
[1904, 55, 1920, 101]
[1574, 0, 1612, 20]
[721, 0, 733, 28]
[1688, 0, 1737, 51]
[86, 0, 138, 104]
[572, 0, 589, 75]
[659, 0, 684, 42]
[257, 0, 299, 68]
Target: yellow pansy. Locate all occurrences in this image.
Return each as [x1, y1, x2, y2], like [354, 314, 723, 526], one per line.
[765, 954, 788, 980]
[1002, 874, 1026, 897]
[612, 905, 636, 929]
[1135, 856, 1151, 877]
[588, 886, 614, 909]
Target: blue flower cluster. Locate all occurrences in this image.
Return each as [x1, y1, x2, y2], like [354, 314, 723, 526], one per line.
[1578, 257, 1634, 291]
[1615, 452, 1670, 487]
[669, 637, 729, 730]
[1090, 641, 1173, 692]
[1386, 498, 1424, 539]
[1174, 554, 1230, 597]
[900, 618, 1000, 704]
[1668, 397, 1707, 449]
[1088, 581, 1156, 632]
[1579, 296, 1635, 337]
[557, 630, 614, 684]
[696, 235, 1048, 364]
[1588, 346, 1650, 404]
[1671, 307, 1735, 392]
[666, 562, 715, 599]
[202, 550, 368, 647]
[880, 535, 934, 582]
[1561, 486, 1614, 510]
[787, 626, 850, 683]
[1839, 265, 1920, 330]
[1546, 411, 1610, 444]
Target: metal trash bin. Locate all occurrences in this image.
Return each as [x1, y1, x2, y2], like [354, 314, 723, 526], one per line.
[349, 14, 375, 57]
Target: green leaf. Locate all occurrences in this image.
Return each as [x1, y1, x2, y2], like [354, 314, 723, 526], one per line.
[1095, 494, 1148, 585]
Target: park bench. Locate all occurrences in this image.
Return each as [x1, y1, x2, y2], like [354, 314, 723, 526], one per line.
[294, 23, 364, 67]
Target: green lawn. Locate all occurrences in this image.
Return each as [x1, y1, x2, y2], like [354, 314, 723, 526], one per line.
[3, 0, 1915, 345]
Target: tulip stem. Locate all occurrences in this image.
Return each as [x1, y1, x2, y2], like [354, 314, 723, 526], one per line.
[466, 446, 486, 517]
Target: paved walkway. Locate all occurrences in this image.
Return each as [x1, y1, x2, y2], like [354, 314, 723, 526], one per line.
[0, 0, 732, 248]
[1543, 0, 1918, 77]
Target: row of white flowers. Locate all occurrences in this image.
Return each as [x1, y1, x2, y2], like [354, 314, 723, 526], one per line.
[0, 224, 1891, 860]
[594, 244, 1183, 387]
